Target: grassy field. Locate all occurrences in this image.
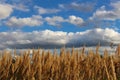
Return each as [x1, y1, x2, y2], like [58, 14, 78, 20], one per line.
[0, 45, 120, 80]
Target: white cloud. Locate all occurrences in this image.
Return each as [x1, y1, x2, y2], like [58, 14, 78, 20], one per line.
[0, 30, 68, 49]
[45, 16, 66, 27]
[90, 6, 117, 20]
[67, 15, 84, 26]
[6, 15, 43, 27]
[90, 1, 120, 21]
[111, 1, 120, 17]
[12, 3, 29, 12]
[34, 6, 60, 14]
[0, 4, 13, 19]
[0, 28, 119, 49]
[5, 15, 84, 27]
[45, 15, 84, 27]
[0, 3, 29, 20]
[59, 2, 95, 12]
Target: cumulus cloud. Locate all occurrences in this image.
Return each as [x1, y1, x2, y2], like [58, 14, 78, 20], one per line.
[45, 16, 66, 27]
[0, 28, 119, 49]
[59, 2, 95, 12]
[90, 1, 120, 21]
[34, 6, 61, 14]
[45, 15, 84, 27]
[5, 15, 84, 27]
[0, 30, 68, 49]
[5, 15, 43, 27]
[67, 15, 84, 26]
[0, 4, 13, 19]
[0, 3, 29, 20]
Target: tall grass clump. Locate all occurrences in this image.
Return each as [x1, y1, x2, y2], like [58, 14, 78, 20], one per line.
[0, 45, 120, 80]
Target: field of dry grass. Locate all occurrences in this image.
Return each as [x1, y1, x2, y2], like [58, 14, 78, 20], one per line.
[0, 45, 120, 80]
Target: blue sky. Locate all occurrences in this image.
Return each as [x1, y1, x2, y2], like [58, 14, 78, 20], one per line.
[0, 0, 120, 49]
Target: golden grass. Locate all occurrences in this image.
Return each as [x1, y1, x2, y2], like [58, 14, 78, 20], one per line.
[0, 46, 120, 80]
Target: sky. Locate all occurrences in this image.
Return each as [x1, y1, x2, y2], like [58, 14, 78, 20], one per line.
[0, 0, 120, 49]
